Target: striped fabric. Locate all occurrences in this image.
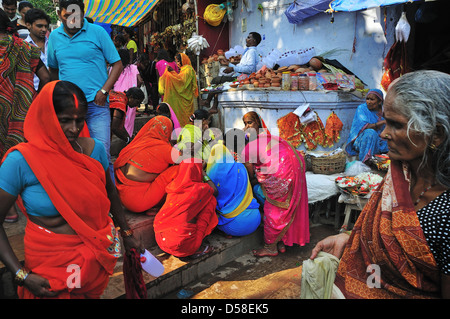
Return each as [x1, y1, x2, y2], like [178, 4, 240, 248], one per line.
[84, 0, 159, 27]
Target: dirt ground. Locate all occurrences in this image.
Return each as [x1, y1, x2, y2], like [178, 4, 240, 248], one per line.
[163, 223, 339, 299]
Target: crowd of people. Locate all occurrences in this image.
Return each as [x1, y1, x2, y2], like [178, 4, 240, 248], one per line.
[0, 0, 449, 300]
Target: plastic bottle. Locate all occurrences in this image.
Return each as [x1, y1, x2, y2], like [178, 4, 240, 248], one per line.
[290, 73, 299, 90]
[282, 71, 291, 91]
[298, 74, 309, 90]
[308, 73, 317, 91]
[140, 249, 165, 277]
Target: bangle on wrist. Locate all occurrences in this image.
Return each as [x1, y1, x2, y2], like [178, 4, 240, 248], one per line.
[126, 136, 130, 144]
[203, 175, 211, 183]
[15, 267, 30, 286]
[120, 228, 133, 238]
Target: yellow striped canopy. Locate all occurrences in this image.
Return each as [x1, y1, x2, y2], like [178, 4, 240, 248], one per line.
[84, 0, 159, 27]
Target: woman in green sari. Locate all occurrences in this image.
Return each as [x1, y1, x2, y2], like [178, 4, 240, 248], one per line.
[176, 109, 216, 161]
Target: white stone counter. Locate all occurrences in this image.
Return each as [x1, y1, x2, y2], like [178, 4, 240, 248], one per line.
[213, 89, 364, 151]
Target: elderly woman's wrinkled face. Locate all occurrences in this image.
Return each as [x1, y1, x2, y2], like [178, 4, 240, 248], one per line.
[243, 114, 260, 142]
[243, 117, 260, 132]
[381, 91, 427, 164]
[366, 93, 382, 111]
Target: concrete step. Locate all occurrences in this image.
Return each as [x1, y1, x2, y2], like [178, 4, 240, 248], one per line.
[101, 213, 263, 299]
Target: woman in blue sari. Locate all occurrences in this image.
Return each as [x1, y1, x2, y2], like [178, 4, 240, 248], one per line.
[345, 89, 388, 162]
[205, 129, 261, 237]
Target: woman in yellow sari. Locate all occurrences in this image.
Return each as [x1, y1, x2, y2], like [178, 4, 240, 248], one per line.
[158, 52, 198, 128]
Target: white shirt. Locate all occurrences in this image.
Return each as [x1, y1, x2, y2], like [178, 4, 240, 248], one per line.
[229, 46, 258, 75]
[25, 35, 48, 90]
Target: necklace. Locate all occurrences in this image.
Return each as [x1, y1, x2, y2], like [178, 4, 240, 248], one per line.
[75, 140, 83, 154]
[414, 183, 436, 206]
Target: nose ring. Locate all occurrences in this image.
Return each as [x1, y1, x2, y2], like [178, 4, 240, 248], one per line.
[384, 134, 390, 139]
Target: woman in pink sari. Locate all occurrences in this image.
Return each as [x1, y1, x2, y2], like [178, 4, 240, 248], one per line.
[155, 49, 179, 77]
[242, 111, 309, 256]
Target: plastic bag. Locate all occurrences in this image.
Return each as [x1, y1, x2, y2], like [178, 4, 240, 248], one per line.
[276, 47, 316, 67]
[344, 160, 371, 176]
[395, 12, 411, 43]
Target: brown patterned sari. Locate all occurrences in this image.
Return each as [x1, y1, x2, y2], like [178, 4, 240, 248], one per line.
[335, 160, 440, 298]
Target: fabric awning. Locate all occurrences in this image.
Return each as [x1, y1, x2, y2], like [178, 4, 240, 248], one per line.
[330, 0, 420, 12]
[84, 0, 159, 27]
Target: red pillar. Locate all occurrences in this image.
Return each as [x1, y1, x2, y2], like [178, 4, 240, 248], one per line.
[197, 0, 230, 59]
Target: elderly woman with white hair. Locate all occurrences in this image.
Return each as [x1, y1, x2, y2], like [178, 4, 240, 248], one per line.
[309, 70, 450, 299]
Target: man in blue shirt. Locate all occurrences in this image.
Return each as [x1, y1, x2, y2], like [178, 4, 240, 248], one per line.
[48, 0, 123, 179]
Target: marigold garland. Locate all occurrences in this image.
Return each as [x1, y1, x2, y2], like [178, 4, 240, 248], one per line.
[276, 112, 302, 148]
[277, 111, 344, 150]
[324, 111, 343, 147]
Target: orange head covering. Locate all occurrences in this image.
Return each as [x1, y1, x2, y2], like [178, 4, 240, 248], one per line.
[178, 52, 193, 67]
[114, 116, 177, 173]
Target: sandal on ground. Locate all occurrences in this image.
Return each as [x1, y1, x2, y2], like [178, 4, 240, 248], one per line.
[190, 244, 214, 259]
[277, 242, 286, 253]
[252, 247, 278, 257]
[4, 214, 19, 223]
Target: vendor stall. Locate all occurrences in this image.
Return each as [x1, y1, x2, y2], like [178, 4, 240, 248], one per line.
[214, 89, 363, 152]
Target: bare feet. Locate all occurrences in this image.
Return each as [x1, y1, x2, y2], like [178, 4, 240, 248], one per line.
[208, 95, 219, 114]
[208, 107, 218, 114]
[277, 241, 286, 253]
[190, 244, 214, 259]
[252, 244, 278, 257]
[199, 99, 211, 108]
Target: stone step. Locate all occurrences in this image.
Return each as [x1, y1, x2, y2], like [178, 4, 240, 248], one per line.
[101, 219, 263, 299]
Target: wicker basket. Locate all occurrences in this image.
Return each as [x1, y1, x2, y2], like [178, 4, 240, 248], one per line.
[310, 152, 346, 175]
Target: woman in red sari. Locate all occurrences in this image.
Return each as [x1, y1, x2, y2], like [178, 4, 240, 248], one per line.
[114, 116, 180, 213]
[310, 71, 450, 298]
[153, 158, 218, 258]
[0, 80, 140, 298]
[242, 111, 310, 257]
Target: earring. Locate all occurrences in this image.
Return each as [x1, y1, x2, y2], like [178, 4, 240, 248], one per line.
[429, 143, 437, 151]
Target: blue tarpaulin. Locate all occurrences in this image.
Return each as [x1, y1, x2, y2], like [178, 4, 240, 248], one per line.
[94, 22, 112, 35]
[330, 0, 420, 12]
[284, 0, 332, 24]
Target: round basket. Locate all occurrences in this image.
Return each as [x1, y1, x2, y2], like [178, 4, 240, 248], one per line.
[311, 152, 346, 175]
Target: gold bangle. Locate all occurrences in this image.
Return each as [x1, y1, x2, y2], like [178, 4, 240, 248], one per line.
[120, 228, 134, 238]
[15, 267, 30, 286]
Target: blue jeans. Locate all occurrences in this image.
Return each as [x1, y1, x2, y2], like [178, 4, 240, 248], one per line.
[86, 101, 113, 180]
